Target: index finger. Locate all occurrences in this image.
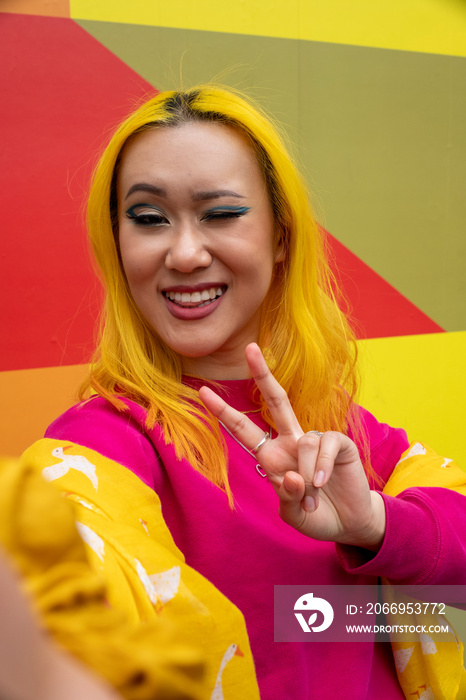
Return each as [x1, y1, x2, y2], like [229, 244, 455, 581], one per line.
[245, 343, 303, 438]
[198, 384, 269, 453]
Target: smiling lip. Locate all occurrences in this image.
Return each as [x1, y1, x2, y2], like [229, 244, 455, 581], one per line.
[162, 284, 227, 320]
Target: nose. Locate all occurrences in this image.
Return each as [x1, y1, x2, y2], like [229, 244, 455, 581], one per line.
[164, 223, 212, 273]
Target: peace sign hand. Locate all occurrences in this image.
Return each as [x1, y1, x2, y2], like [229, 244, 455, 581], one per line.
[199, 343, 386, 551]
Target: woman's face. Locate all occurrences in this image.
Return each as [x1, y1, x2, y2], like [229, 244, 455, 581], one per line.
[117, 121, 283, 379]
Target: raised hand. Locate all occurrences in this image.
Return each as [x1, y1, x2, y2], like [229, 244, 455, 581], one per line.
[199, 343, 386, 551]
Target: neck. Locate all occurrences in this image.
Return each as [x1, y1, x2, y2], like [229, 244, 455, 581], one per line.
[181, 353, 251, 381]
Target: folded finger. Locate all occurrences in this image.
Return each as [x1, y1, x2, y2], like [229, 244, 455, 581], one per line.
[299, 431, 361, 504]
[278, 472, 308, 529]
[297, 432, 324, 511]
[311, 431, 349, 487]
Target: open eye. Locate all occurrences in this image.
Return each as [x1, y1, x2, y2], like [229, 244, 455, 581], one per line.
[202, 206, 251, 222]
[125, 204, 168, 227]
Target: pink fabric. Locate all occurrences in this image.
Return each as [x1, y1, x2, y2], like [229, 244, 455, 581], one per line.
[46, 380, 466, 699]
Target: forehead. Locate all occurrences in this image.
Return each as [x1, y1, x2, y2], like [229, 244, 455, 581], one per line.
[117, 121, 265, 194]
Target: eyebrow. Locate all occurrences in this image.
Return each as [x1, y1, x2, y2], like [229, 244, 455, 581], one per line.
[124, 183, 166, 200]
[124, 184, 244, 202]
[192, 190, 245, 201]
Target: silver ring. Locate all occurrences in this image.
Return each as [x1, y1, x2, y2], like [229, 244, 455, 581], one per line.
[307, 430, 324, 438]
[251, 432, 270, 454]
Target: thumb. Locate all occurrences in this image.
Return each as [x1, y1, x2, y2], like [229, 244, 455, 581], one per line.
[277, 472, 308, 530]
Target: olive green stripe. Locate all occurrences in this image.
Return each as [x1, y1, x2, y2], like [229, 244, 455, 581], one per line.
[76, 20, 466, 331]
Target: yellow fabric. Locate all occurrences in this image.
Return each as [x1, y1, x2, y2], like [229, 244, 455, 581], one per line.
[1, 441, 260, 700]
[382, 442, 466, 699]
[7, 436, 464, 698]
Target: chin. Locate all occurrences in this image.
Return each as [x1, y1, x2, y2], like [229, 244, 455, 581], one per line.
[178, 350, 211, 360]
[167, 342, 217, 360]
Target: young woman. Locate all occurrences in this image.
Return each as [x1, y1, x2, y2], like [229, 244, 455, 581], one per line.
[41, 87, 466, 699]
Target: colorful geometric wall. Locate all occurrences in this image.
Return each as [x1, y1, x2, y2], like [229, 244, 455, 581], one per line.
[1, 0, 465, 466]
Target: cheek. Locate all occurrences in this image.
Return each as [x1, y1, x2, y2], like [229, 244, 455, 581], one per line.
[236, 249, 276, 304]
[119, 233, 161, 286]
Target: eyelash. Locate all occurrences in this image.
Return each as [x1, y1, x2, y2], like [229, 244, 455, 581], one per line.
[202, 207, 251, 222]
[125, 206, 166, 227]
[125, 205, 251, 227]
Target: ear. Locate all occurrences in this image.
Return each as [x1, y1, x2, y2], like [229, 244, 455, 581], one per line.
[274, 228, 286, 264]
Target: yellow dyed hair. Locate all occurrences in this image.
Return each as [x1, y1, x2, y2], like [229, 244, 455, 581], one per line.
[81, 86, 365, 504]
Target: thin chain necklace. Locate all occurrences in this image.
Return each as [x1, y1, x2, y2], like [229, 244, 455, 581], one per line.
[218, 420, 268, 478]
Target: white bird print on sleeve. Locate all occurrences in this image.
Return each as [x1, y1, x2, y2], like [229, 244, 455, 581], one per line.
[149, 567, 181, 606]
[210, 644, 244, 700]
[42, 446, 98, 490]
[397, 443, 427, 464]
[75, 522, 105, 562]
[135, 559, 181, 607]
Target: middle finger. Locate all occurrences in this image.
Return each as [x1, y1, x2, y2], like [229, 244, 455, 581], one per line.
[245, 343, 303, 438]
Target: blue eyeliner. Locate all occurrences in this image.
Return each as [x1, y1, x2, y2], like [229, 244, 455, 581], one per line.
[125, 204, 167, 227]
[202, 206, 251, 221]
[125, 203, 251, 226]
[206, 206, 251, 214]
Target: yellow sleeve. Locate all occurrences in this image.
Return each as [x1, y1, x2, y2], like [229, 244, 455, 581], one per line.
[1, 439, 260, 700]
[382, 442, 466, 700]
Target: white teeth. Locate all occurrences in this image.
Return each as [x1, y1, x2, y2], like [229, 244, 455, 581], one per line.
[165, 287, 225, 305]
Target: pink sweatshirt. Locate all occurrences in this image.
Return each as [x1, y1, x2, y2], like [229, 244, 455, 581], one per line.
[46, 379, 466, 699]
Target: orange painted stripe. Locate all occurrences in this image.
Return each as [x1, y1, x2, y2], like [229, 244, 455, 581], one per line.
[0, 364, 88, 457]
[0, 0, 70, 18]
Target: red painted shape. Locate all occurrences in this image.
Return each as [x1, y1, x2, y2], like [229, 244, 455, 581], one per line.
[0, 14, 443, 371]
[0, 14, 155, 371]
[325, 229, 444, 339]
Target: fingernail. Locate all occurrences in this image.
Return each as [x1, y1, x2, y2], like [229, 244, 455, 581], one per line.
[304, 496, 315, 512]
[314, 470, 325, 487]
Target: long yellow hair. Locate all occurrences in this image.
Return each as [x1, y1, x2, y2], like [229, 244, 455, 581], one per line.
[81, 86, 363, 503]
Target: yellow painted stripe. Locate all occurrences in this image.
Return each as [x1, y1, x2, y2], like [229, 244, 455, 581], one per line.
[0, 364, 88, 457]
[358, 331, 466, 469]
[70, 0, 466, 57]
